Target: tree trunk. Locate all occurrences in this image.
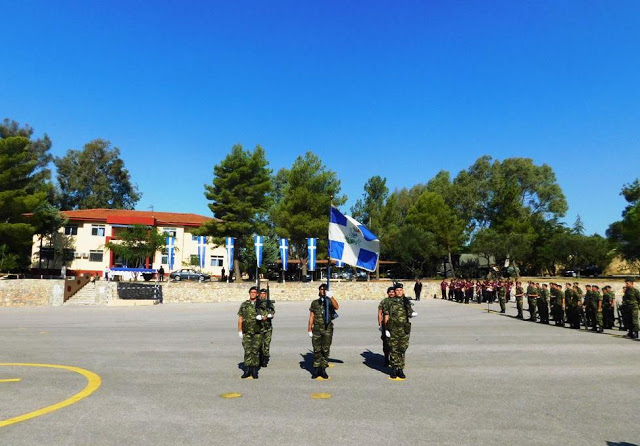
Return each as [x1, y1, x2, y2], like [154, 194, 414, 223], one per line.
[38, 236, 43, 270]
[302, 255, 308, 276]
[448, 250, 456, 279]
[234, 258, 241, 282]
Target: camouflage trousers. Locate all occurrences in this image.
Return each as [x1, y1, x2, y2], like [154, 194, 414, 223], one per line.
[498, 296, 506, 312]
[603, 305, 615, 329]
[388, 322, 411, 368]
[261, 326, 273, 357]
[551, 303, 564, 325]
[527, 298, 537, 320]
[242, 332, 263, 367]
[621, 302, 639, 331]
[516, 297, 524, 316]
[538, 300, 549, 323]
[585, 307, 601, 329]
[381, 326, 390, 360]
[312, 324, 333, 368]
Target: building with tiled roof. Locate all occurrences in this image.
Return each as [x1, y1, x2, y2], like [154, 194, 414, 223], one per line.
[31, 209, 226, 278]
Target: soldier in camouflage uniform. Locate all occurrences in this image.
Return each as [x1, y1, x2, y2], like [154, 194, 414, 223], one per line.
[565, 283, 578, 329]
[384, 283, 417, 379]
[602, 285, 615, 329]
[526, 281, 538, 322]
[621, 277, 640, 339]
[583, 285, 594, 329]
[550, 283, 565, 326]
[378, 286, 395, 367]
[515, 282, 525, 319]
[538, 283, 550, 324]
[258, 288, 275, 367]
[237, 286, 267, 379]
[590, 285, 603, 333]
[497, 281, 506, 314]
[308, 283, 339, 379]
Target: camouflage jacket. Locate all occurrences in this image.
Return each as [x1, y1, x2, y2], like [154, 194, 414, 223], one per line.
[622, 286, 640, 305]
[384, 297, 410, 328]
[238, 300, 268, 334]
[603, 291, 615, 307]
[310, 297, 333, 330]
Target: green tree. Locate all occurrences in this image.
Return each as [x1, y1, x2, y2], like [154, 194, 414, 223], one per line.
[271, 152, 346, 275]
[31, 203, 68, 269]
[384, 224, 440, 278]
[0, 131, 52, 270]
[104, 225, 166, 268]
[350, 175, 388, 232]
[54, 139, 140, 210]
[202, 144, 273, 279]
[607, 179, 640, 273]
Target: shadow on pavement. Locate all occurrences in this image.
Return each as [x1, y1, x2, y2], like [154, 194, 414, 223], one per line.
[361, 349, 389, 376]
[606, 442, 638, 446]
[299, 351, 314, 376]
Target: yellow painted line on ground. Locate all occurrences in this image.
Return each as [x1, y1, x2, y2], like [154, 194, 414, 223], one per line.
[0, 379, 21, 383]
[310, 393, 332, 399]
[220, 392, 242, 399]
[0, 363, 102, 429]
[327, 363, 335, 368]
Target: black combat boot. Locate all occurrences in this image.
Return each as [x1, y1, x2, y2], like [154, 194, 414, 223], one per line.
[241, 367, 251, 379]
[384, 355, 390, 367]
[252, 366, 259, 379]
[262, 356, 269, 367]
[390, 367, 397, 379]
[397, 369, 406, 379]
[633, 331, 639, 339]
[320, 368, 329, 379]
[311, 367, 319, 379]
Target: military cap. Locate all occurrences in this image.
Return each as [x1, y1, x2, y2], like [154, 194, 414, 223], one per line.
[592, 285, 599, 289]
[249, 286, 258, 292]
[624, 277, 635, 283]
[318, 283, 327, 290]
[387, 286, 395, 293]
[259, 288, 267, 293]
[394, 283, 404, 289]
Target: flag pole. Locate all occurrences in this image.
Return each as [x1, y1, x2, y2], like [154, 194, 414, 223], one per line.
[327, 196, 332, 291]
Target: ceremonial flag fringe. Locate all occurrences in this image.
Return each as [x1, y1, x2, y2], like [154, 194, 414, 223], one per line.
[307, 238, 317, 271]
[328, 206, 379, 272]
[279, 238, 289, 271]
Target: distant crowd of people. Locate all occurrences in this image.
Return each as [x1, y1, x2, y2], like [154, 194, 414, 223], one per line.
[438, 277, 640, 340]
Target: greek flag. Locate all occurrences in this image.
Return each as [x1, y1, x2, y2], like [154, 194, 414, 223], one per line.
[254, 235, 264, 268]
[225, 237, 234, 271]
[279, 238, 289, 271]
[307, 238, 317, 271]
[166, 236, 175, 270]
[197, 236, 207, 269]
[328, 206, 379, 272]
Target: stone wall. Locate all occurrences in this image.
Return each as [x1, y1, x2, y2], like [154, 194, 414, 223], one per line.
[0, 279, 64, 307]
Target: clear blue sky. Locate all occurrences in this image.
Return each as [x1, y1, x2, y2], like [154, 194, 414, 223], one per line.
[3, 1, 639, 236]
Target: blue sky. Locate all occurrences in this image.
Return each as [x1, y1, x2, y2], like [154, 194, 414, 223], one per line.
[2, 0, 639, 236]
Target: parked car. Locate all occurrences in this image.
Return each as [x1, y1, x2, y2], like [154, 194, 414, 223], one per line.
[562, 269, 578, 278]
[169, 269, 211, 282]
[580, 266, 603, 277]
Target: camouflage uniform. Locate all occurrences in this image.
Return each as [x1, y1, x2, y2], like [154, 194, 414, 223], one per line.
[592, 289, 603, 330]
[526, 285, 538, 321]
[538, 287, 550, 323]
[497, 284, 506, 313]
[378, 297, 392, 363]
[238, 300, 266, 367]
[310, 297, 334, 368]
[258, 297, 275, 359]
[602, 290, 615, 329]
[621, 285, 640, 337]
[583, 289, 594, 328]
[550, 286, 565, 326]
[385, 297, 411, 369]
[515, 286, 525, 319]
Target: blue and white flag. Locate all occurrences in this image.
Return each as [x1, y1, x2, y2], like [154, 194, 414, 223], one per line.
[254, 235, 264, 268]
[166, 236, 175, 270]
[335, 259, 344, 268]
[328, 206, 380, 272]
[225, 237, 235, 271]
[279, 238, 289, 271]
[307, 238, 317, 271]
[197, 236, 207, 269]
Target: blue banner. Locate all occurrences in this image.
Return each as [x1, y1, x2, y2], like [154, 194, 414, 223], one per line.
[254, 235, 264, 268]
[279, 238, 289, 271]
[225, 237, 234, 271]
[197, 236, 207, 269]
[166, 236, 175, 270]
[307, 237, 317, 271]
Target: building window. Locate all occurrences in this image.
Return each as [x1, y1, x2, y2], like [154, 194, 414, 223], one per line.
[210, 256, 224, 267]
[64, 225, 78, 235]
[160, 249, 168, 265]
[89, 250, 104, 262]
[91, 225, 106, 236]
[39, 248, 54, 260]
[63, 249, 75, 262]
[162, 228, 177, 238]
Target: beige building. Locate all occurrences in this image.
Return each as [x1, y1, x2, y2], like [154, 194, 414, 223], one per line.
[31, 209, 226, 278]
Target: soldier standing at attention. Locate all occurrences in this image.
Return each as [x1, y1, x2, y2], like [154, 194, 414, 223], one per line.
[414, 278, 422, 301]
[308, 283, 339, 379]
[440, 279, 447, 299]
[583, 285, 594, 329]
[237, 286, 267, 379]
[602, 285, 615, 329]
[258, 288, 275, 367]
[591, 285, 603, 333]
[378, 287, 395, 367]
[550, 283, 565, 326]
[621, 277, 640, 339]
[497, 281, 506, 314]
[538, 283, 550, 324]
[526, 281, 538, 322]
[515, 282, 525, 319]
[384, 283, 417, 379]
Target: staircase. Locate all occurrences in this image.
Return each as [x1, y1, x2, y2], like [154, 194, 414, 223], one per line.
[64, 285, 98, 305]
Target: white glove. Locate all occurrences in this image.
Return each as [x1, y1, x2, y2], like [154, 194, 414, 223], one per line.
[325, 291, 333, 298]
[411, 312, 418, 317]
[238, 331, 243, 338]
[267, 313, 273, 319]
[256, 315, 263, 321]
[308, 331, 313, 338]
[385, 330, 391, 338]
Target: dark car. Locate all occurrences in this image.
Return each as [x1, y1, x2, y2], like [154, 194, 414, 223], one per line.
[169, 269, 211, 282]
[562, 269, 578, 278]
[580, 266, 603, 277]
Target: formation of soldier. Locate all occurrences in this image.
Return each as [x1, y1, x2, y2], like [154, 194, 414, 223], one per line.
[237, 282, 418, 381]
[442, 277, 640, 339]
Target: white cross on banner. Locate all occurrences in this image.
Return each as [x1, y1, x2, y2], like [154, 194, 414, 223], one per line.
[254, 235, 264, 268]
[279, 238, 289, 271]
[307, 238, 317, 271]
[225, 237, 235, 271]
[197, 236, 207, 269]
[166, 236, 175, 270]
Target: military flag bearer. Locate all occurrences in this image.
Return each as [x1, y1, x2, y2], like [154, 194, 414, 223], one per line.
[237, 286, 267, 379]
[308, 283, 339, 379]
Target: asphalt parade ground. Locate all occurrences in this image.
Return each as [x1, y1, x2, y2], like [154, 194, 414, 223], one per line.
[1, 298, 639, 446]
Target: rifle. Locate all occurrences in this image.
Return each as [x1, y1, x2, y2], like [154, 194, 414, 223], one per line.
[616, 301, 625, 331]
